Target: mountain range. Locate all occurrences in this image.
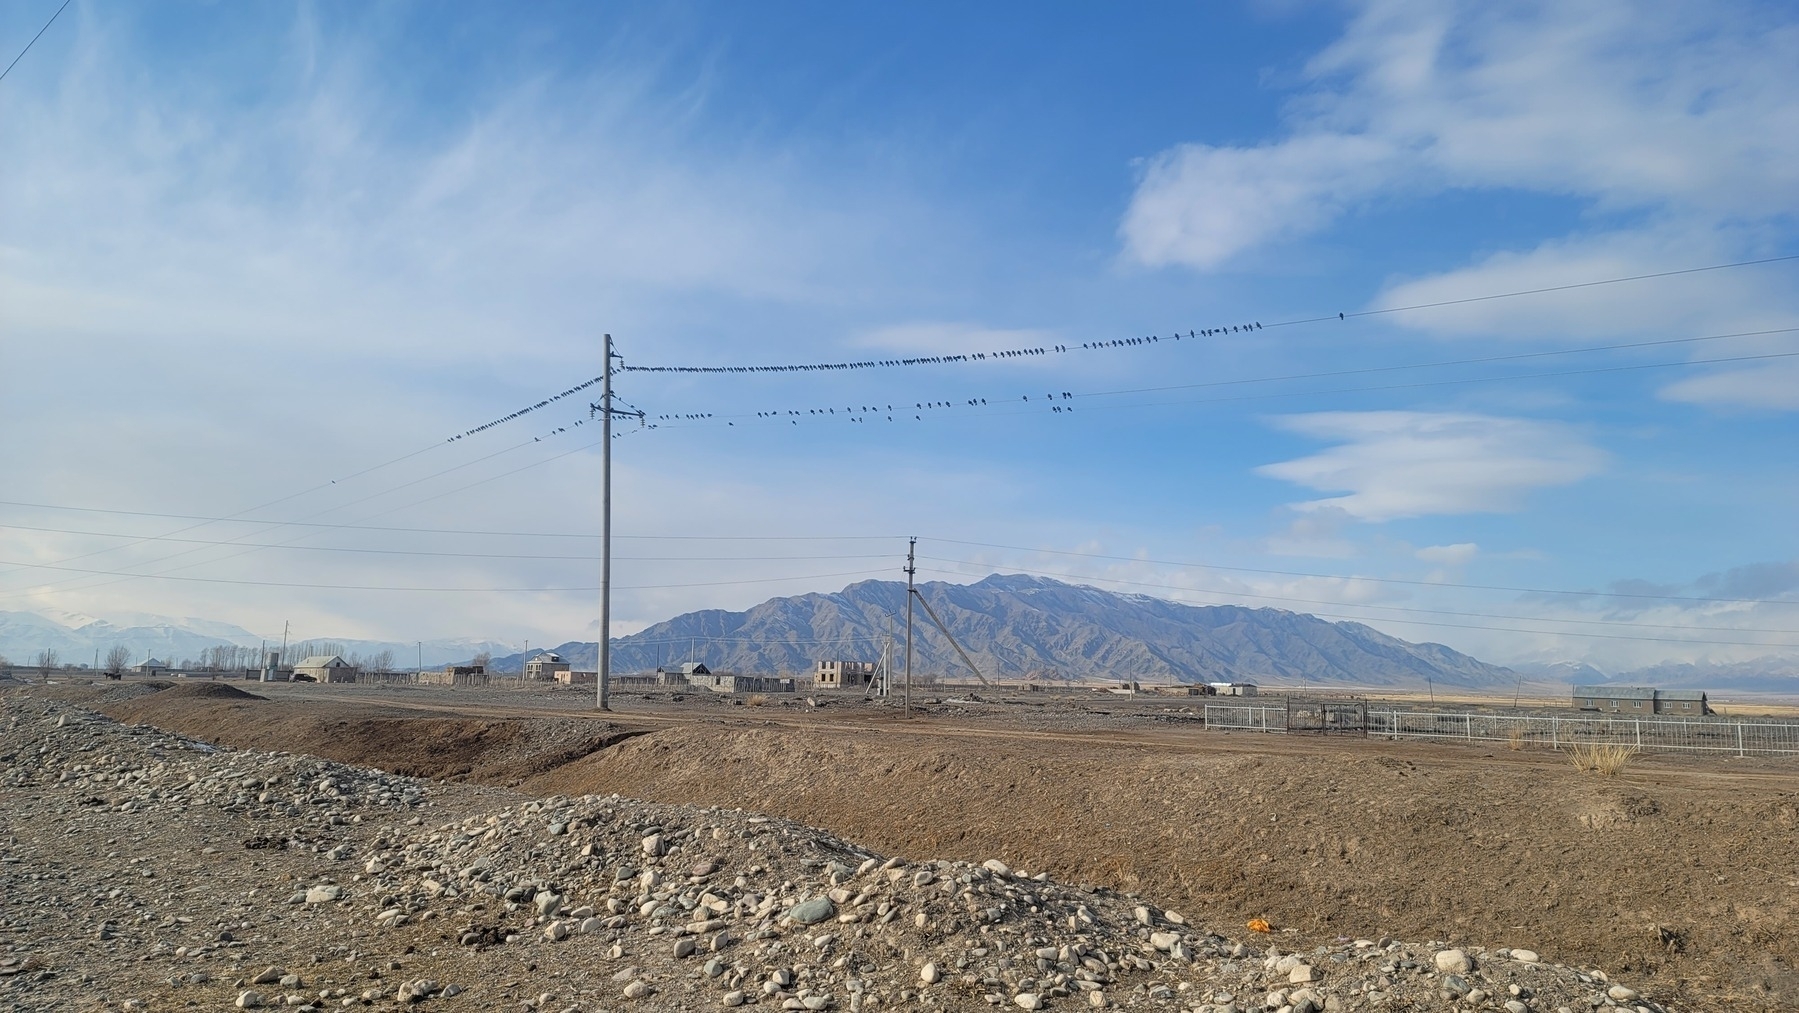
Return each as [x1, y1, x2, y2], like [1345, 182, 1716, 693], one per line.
[0, 609, 512, 671]
[493, 573, 1521, 689]
[8, 575, 1791, 693]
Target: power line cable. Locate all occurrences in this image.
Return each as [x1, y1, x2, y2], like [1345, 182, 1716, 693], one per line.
[1075, 326, 1799, 400]
[0, 0, 70, 84]
[913, 563, 1797, 649]
[912, 555, 1799, 635]
[925, 539, 1797, 606]
[0, 500, 603, 538]
[1338, 254, 1799, 323]
[0, 428, 570, 595]
[0, 522, 897, 562]
[615, 254, 1799, 373]
[642, 346, 1799, 430]
[0, 427, 612, 601]
[0, 558, 890, 594]
[0, 398, 653, 600]
[0, 500, 896, 541]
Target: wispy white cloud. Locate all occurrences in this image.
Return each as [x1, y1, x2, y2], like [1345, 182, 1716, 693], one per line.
[0, 8, 966, 644]
[1120, 133, 1398, 269]
[1120, 2, 1799, 327]
[0, 11, 926, 372]
[1659, 359, 1799, 411]
[1368, 223, 1799, 340]
[1256, 411, 1605, 521]
[1262, 507, 1361, 559]
[1415, 542, 1478, 565]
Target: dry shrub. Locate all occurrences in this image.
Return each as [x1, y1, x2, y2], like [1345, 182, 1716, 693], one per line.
[1507, 727, 1527, 751]
[746, 694, 767, 707]
[1569, 741, 1638, 775]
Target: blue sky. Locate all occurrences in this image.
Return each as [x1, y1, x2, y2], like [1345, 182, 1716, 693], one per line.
[2, 0, 1796, 672]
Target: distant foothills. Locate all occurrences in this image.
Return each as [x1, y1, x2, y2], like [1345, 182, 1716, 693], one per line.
[3, 574, 1792, 693]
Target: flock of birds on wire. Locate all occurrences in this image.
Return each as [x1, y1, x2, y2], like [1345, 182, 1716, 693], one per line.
[447, 319, 1271, 444]
[448, 375, 605, 442]
[617, 323, 1264, 375]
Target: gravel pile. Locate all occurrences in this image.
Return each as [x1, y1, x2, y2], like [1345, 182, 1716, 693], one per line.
[1, 693, 1676, 1013]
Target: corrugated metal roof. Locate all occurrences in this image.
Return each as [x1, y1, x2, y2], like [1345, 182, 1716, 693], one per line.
[1657, 689, 1708, 701]
[295, 655, 350, 668]
[1573, 685, 1655, 699]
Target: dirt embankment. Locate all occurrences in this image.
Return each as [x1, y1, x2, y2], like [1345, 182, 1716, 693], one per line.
[48, 679, 1799, 1010]
[524, 724, 1799, 1010]
[94, 682, 635, 785]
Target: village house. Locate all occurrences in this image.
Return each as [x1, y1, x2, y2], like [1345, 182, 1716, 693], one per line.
[655, 662, 710, 687]
[678, 665, 796, 695]
[416, 664, 488, 687]
[293, 655, 358, 684]
[814, 659, 878, 689]
[1573, 685, 1711, 716]
[1207, 682, 1259, 696]
[524, 652, 572, 681]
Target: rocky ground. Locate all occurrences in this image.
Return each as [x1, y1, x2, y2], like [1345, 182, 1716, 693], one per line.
[2, 686, 1691, 1013]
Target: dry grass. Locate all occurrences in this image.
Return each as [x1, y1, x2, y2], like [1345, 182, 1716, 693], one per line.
[1568, 741, 1639, 775]
[746, 694, 768, 707]
[1507, 727, 1527, 751]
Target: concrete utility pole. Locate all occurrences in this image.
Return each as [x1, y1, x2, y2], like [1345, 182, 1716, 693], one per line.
[590, 336, 647, 708]
[904, 537, 916, 716]
[599, 334, 614, 711]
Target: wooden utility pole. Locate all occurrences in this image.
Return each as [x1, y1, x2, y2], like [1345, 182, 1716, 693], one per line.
[904, 537, 916, 716]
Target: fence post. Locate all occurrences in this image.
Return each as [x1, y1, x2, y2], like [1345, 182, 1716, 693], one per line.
[1738, 722, 1745, 759]
[1551, 716, 1559, 750]
[1466, 714, 1473, 741]
[1635, 719, 1642, 748]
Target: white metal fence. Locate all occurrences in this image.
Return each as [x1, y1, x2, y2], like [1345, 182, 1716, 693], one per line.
[1201, 704, 1799, 758]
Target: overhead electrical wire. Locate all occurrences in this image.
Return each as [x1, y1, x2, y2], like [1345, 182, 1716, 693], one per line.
[0, 500, 605, 538]
[0, 0, 71, 85]
[0, 430, 615, 602]
[912, 555, 1799, 634]
[924, 539, 1797, 606]
[0, 500, 897, 542]
[9, 253, 1797, 630]
[0, 522, 896, 562]
[0, 558, 891, 594]
[913, 563, 1798, 649]
[4, 490, 1789, 613]
[614, 254, 1799, 374]
[641, 344, 1799, 430]
[0, 427, 594, 597]
[0, 420, 879, 603]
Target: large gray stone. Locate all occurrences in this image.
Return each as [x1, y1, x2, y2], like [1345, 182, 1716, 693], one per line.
[786, 898, 835, 925]
[1434, 948, 1474, 974]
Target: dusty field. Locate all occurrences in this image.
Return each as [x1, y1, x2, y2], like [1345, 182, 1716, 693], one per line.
[12, 677, 1799, 1011]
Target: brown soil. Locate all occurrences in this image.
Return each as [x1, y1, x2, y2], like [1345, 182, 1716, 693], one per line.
[93, 683, 634, 785]
[53, 679, 1799, 1010]
[522, 721, 1799, 1011]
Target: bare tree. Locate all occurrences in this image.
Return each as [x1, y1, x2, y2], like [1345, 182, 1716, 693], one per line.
[36, 648, 58, 670]
[104, 645, 132, 675]
[367, 649, 395, 673]
[471, 651, 492, 671]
